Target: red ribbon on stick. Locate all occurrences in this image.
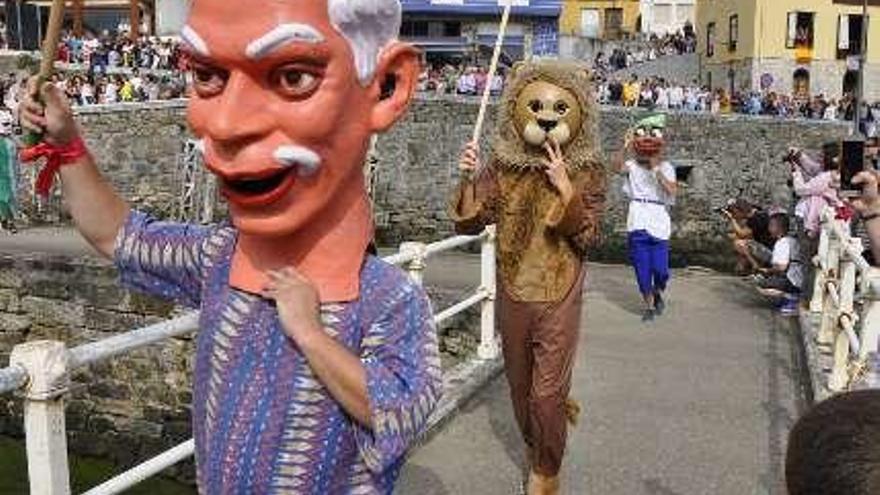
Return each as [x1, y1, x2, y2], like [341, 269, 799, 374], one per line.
[19, 137, 89, 197]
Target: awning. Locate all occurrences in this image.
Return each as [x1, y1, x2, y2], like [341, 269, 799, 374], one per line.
[26, 0, 153, 8]
[401, 0, 561, 18]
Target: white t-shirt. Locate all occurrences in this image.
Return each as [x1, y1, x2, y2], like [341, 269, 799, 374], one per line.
[772, 236, 804, 289]
[624, 160, 676, 240]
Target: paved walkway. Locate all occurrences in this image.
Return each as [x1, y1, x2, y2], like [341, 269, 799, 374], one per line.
[398, 264, 809, 495]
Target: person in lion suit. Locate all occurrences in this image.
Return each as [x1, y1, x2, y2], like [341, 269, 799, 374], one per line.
[449, 61, 607, 494]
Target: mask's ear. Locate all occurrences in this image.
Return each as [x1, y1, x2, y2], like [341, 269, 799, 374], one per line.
[369, 41, 422, 132]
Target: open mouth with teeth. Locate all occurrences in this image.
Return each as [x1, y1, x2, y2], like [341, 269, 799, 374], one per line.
[220, 167, 298, 208]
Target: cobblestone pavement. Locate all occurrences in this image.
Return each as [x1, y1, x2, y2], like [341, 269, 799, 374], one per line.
[397, 263, 810, 495]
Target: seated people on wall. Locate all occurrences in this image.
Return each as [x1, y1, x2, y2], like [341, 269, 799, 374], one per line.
[723, 199, 774, 275]
[755, 213, 804, 316]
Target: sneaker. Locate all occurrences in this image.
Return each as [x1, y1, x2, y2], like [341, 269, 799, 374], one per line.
[642, 308, 656, 322]
[779, 299, 799, 317]
[654, 292, 666, 316]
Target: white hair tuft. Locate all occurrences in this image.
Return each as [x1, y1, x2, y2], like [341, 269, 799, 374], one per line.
[327, 0, 402, 85]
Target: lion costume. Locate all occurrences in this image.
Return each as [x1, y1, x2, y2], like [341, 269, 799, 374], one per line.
[449, 61, 607, 489]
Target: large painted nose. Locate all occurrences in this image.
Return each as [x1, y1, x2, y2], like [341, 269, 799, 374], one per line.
[198, 72, 274, 159]
[538, 119, 558, 133]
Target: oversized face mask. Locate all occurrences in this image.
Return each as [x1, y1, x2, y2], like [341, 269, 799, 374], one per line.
[184, 0, 378, 237]
[182, 0, 418, 299]
[632, 124, 665, 157]
[514, 81, 582, 148]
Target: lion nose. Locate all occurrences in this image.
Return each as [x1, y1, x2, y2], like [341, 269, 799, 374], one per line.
[537, 119, 557, 132]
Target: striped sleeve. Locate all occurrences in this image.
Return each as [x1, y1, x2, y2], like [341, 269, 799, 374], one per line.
[113, 210, 217, 308]
[354, 279, 443, 475]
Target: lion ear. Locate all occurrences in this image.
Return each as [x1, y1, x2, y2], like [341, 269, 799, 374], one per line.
[509, 61, 527, 78]
[575, 67, 591, 82]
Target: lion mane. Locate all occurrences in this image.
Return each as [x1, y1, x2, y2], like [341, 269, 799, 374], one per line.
[492, 60, 603, 172]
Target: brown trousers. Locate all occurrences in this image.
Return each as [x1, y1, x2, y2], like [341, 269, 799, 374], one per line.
[498, 268, 585, 476]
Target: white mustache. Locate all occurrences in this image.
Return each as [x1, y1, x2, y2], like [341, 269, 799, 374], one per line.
[273, 145, 322, 177]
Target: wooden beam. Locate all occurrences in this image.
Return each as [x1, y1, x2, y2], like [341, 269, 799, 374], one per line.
[73, 0, 84, 37]
[129, 0, 139, 41]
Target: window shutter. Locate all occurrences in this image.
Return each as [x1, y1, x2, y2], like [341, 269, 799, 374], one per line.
[839, 14, 850, 50]
[787, 12, 798, 48]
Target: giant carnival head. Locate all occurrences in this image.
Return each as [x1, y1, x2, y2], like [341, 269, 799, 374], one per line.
[181, 0, 419, 237]
[631, 113, 667, 158]
[494, 61, 601, 172]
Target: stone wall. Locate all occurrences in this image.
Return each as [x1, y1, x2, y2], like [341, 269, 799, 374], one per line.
[19, 101, 197, 225]
[0, 253, 197, 476]
[371, 97, 850, 268]
[19, 97, 850, 268]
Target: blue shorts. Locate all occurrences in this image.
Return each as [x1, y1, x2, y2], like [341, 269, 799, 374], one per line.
[628, 230, 670, 296]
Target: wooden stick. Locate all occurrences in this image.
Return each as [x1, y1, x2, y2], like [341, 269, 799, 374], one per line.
[471, 0, 512, 145]
[24, 0, 66, 146]
[39, 0, 67, 79]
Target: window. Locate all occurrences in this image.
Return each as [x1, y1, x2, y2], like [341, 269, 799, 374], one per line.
[786, 12, 815, 49]
[706, 22, 716, 57]
[604, 8, 624, 40]
[400, 20, 429, 37]
[729, 15, 738, 51]
[838, 14, 868, 59]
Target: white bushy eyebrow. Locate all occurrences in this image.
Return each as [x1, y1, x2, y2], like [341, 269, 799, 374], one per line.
[180, 25, 210, 56]
[245, 23, 325, 60]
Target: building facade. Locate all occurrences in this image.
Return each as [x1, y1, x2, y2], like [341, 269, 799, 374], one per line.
[400, 0, 563, 62]
[639, 0, 696, 35]
[697, 0, 880, 101]
[559, 0, 641, 39]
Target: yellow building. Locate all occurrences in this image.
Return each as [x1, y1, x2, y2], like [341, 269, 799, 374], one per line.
[560, 0, 642, 39]
[697, 0, 880, 100]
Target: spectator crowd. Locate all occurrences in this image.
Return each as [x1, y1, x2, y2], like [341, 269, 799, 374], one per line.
[721, 139, 880, 317]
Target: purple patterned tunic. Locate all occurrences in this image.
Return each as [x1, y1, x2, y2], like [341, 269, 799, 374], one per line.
[114, 211, 442, 494]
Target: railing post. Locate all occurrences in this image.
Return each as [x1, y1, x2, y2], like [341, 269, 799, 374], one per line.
[9, 340, 72, 495]
[810, 215, 831, 314]
[829, 246, 858, 392]
[477, 226, 499, 360]
[817, 221, 841, 347]
[399, 242, 427, 286]
[860, 267, 880, 362]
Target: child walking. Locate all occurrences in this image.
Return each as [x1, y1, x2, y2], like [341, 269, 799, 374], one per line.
[614, 114, 678, 321]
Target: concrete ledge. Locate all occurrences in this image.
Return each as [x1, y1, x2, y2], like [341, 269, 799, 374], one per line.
[410, 355, 504, 453]
[797, 309, 836, 403]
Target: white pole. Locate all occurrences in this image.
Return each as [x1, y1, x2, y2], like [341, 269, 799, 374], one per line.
[472, 0, 513, 147]
[9, 341, 72, 495]
[860, 267, 880, 361]
[399, 242, 427, 286]
[818, 224, 841, 347]
[477, 226, 499, 360]
[829, 253, 857, 391]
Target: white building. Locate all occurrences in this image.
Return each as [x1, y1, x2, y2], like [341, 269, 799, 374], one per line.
[640, 0, 695, 35]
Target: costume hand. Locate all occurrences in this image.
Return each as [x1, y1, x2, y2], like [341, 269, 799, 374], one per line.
[542, 138, 574, 203]
[19, 77, 79, 146]
[623, 129, 635, 150]
[851, 170, 880, 217]
[262, 267, 323, 345]
[458, 141, 480, 179]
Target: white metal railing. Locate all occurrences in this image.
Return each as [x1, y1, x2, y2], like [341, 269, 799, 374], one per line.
[0, 226, 498, 495]
[809, 207, 880, 392]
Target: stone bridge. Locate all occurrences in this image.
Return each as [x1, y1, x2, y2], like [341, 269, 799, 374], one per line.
[397, 254, 806, 495]
[0, 232, 813, 494]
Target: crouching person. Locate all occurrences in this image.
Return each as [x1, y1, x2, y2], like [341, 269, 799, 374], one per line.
[756, 213, 804, 316]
